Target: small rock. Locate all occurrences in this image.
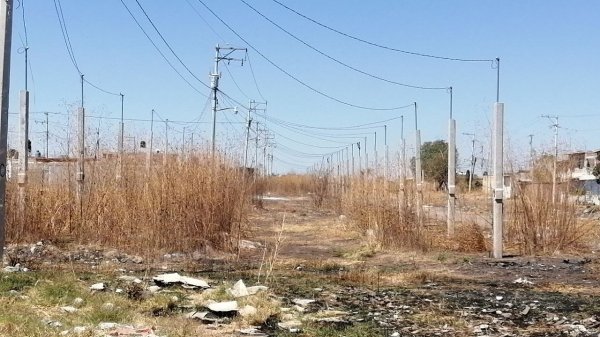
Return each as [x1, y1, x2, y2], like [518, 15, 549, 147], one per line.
[247, 285, 268, 295]
[90, 283, 105, 291]
[521, 305, 531, 316]
[230, 280, 250, 298]
[73, 326, 86, 334]
[292, 298, 315, 307]
[61, 306, 78, 313]
[207, 300, 238, 313]
[98, 322, 118, 330]
[115, 288, 123, 293]
[73, 297, 84, 307]
[148, 285, 161, 293]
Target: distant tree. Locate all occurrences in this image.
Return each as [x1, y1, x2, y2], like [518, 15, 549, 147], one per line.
[411, 140, 455, 190]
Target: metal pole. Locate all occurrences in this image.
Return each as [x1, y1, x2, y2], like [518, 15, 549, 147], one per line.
[496, 58, 500, 102]
[492, 103, 504, 259]
[0, 0, 12, 261]
[211, 45, 220, 157]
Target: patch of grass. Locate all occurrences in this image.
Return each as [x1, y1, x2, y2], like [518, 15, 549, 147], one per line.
[32, 278, 86, 306]
[238, 291, 281, 325]
[0, 273, 37, 294]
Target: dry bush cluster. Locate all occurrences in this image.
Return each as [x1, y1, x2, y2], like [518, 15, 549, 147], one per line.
[6, 153, 252, 255]
[507, 182, 587, 255]
[340, 177, 424, 250]
[265, 174, 313, 196]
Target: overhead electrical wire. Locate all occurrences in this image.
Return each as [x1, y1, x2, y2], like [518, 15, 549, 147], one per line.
[196, 0, 411, 111]
[239, 0, 446, 90]
[119, 0, 208, 97]
[53, 0, 120, 96]
[133, 0, 212, 91]
[246, 52, 267, 101]
[270, 0, 494, 63]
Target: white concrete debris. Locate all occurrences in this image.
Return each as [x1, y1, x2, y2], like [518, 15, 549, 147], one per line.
[239, 305, 258, 318]
[292, 298, 315, 307]
[513, 277, 534, 285]
[60, 306, 78, 313]
[207, 300, 238, 313]
[229, 279, 250, 298]
[90, 283, 105, 291]
[247, 285, 268, 295]
[153, 273, 210, 289]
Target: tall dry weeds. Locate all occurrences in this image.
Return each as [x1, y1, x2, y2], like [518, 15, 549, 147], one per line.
[6, 152, 252, 256]
[507, 182, 587, 255]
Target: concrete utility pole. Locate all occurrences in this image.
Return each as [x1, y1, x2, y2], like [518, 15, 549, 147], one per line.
[210, 44, 247, 157]
[447, 87, 456, 236]
[400, 115, 406, 183]
[146, 109, 154, 172]
[542, 115, 559, 204]
[76, 74, 85, 217]
[163, 119, 168, 166]
[117, 93, 124, 181]
[18, 90, 29, 220]
[357, 141, 362, 174]
[528, 134, 534, 169]
[414, 102, 423, 226]
[245, 100, 266, 169]
[463, 132, 476, 192]
[351, 143, 355, 176]
[0, 0, 12, 262]
[384, 125, 388, 181]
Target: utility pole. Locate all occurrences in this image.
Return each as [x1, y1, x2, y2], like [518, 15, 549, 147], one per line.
[384, 124, 388, 182]
[528, 134, 534, 169]
[117, 93, 124, 181]
[357, 141, 361, 175]
[542, 115, 559, 204]
[414, 102, 423, 226]
[163, 119, 168, 166]
[245, 100, 266, 169]
[492, 56, 504, 258]
[447, 86, 456, 237]
[18, 88, 29, 217]
[0, 0, 13, 262]
[146, 109, 154, 172]
[463, 132, 476, 192]
[210, 44, 247, 157]
[77, 74, 85, 218]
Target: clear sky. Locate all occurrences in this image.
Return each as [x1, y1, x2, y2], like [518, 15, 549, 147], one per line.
[7, 0, 600, 173]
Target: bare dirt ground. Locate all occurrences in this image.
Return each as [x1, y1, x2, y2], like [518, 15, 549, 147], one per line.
[3, 195, 600, 336]
[239, 196, 600, 336]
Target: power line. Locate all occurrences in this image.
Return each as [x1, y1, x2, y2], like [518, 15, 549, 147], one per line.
[133, 0, 211, 91]
[240, 0, 446, 90]
[83, 78, 120, 96]
[271, 0, 494, 63]
[246, 52, 267, 101]
[53, 0, 80, 74]
[197, 0, 412, 111]
[119, 0, 208, 97]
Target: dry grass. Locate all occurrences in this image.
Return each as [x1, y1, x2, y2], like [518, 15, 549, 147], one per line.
[507, 182, 588, 255]
[6, 153, 252, 256]
[341, 177, 424, 250]
[265, 174, 313, 196]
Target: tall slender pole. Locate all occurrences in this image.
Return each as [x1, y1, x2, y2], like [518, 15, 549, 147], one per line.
[117, 93, 124, 181]
[0, 0, 13, 261]
[469, 134, 475, 192]
[45, 112, 48, 157]
[414, 102, 423, 226]
[351, 143, 355, 176]
[528, 134, 534, 169]
[146, 109, 154, 172]
[163, 119, 168, 166]
[492, 102, 504, 258]
[211, 45, 220, 157]
[447, 87, 456, 237]
[244, 101, 252, 169]
[76, 74, 85, 217]
[18, 90, 28, 223]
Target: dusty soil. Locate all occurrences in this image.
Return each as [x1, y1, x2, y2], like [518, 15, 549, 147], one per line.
[4, 195, 600, 336]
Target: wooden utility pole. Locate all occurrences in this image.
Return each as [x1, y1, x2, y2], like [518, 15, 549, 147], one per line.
[0, 0, 12, 262]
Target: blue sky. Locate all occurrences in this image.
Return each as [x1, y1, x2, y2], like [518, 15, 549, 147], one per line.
[7, 0, 600, 173]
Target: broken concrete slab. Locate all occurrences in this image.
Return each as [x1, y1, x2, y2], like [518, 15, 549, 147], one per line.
[207, 300, 238, 313]
[229, 279, 249, 298]
[153, 273, 209, 289]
